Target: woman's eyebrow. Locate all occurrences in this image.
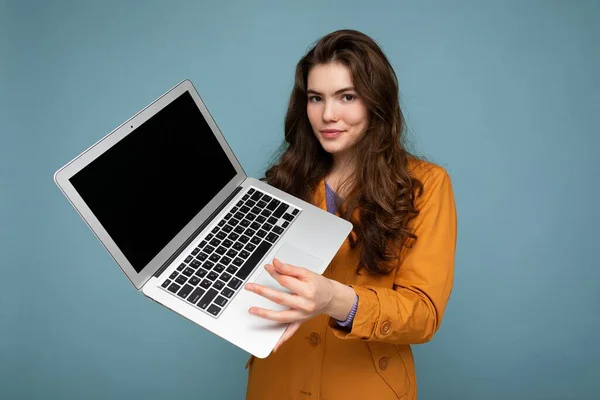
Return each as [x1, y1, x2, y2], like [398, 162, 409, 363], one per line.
[306, 87, 356, 96]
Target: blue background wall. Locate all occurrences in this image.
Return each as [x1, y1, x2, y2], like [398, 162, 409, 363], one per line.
[2, 1, 599, 399]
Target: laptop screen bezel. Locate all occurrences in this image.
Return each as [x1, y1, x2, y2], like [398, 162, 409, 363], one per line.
[53, 80, 247, 290]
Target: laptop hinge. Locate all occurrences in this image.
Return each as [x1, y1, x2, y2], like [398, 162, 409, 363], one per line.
[153, 185, 244, 278]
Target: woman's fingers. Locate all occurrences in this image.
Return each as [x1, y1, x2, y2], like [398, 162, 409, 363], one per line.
[248, 306, 305, 323]
[272, 258, 310, 279]
[263, 263, 310, 297]
[245, 279, 313, 313]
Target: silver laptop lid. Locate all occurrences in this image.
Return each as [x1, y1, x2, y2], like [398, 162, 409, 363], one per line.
[54, 80, 247, 289]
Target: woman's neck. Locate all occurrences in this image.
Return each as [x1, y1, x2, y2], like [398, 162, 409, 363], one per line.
[327, 153, 356, 196]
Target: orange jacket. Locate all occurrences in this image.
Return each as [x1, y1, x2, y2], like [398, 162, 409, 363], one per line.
[246, 160, 457, 400]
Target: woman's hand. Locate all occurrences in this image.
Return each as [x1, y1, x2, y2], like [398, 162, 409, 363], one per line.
[244, 258, 356, 353]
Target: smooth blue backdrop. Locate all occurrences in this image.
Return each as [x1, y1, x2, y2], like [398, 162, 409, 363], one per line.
[2, 1, 599, 399]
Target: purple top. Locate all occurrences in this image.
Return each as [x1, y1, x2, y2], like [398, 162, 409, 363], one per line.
[325, 181, 359, 328]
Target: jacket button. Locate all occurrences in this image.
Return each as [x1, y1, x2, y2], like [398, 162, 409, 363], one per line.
[379, 357, 389, 370]
[308, 332, 321, 346]
[380, 321, 391, 335]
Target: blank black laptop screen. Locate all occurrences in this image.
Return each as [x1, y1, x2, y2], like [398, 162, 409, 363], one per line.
[70, 91, 238, 273]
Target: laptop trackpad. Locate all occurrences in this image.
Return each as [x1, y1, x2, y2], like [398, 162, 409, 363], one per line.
[253, 243, 323, 297]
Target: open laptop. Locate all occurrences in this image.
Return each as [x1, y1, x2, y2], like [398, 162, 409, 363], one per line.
[53, 79, 352, 358]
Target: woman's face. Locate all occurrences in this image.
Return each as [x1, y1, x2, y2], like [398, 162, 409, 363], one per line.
[306, 62, 368, 161]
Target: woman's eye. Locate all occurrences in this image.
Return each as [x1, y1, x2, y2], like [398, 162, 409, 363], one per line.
[342, 94, 356, 101]
[308, 95, 322, 102]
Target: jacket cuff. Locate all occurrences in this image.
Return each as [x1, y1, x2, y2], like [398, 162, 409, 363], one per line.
[328, 285, 380, 339]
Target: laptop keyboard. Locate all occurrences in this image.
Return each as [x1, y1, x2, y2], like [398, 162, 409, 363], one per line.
[159, 187, 300, 318]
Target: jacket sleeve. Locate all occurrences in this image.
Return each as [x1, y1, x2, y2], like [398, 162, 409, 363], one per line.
[328, 167, 457, 344]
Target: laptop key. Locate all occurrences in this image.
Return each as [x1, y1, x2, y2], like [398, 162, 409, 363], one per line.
[256, 215, 266, 223]
[292, 208, 299, 215]
[213, 264, 225, 273]
[209, 254, 220, 263]
[233, 257, 244, 267]
[216, 231, 227, 240]
[223, 239, 233, 247]
[272, 226, 284, 235]
[177, 263, 185, 271]
[220, 256, 231, 265]
[185, 255, 193, 263]
[250, 191, 262, 201]
[191, 248, 200, 256]
[210, 239, 221, 247]
[273, 203, 288, 218]
[199, 289, 219, 309]
[245, 243, 256, 251]
[228, 277, 243, 290]
[220, 272, 232, 282]
[226, 249, 238, 258]
[265, 232, 279, 244]
[213, 280, 225, 290]
[170, 271, 178, 280]
[188, 287, 205, 304]
[215, 296, 228, 307]
[200, 279, 212, 289]
[183, 267, 195, 277]
[226, 266, 238, 274]
[240, 250, 250, 259]
[207, 304, 221, 316]
[266, 198, 280, 211]
[167, 282, 181, 293]
[178, 284, 194, 299]
[207, 271, 219, 281]
[282, 213, 294, 222]
[233, 242, 243, 250]
[267, 216, 278, 225]
[239, 235, 250, 244]
[228, 232, 240, 241]
[194, 268, 208, 278]
[222, 287, 235, 298]
[190, 276, 200, 286]
[161, 279, 171, 288]
[235, 241, 272, 280]
[176, 275, 187, 285]
[251, 236, 261, 245]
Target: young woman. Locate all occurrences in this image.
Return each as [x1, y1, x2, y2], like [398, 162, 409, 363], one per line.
[244, 29, 457, 400]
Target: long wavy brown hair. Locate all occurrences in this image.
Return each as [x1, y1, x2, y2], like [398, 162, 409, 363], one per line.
[263, 29, 424, 275]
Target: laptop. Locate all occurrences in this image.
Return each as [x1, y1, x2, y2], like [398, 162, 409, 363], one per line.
[54, 79, 353, 358]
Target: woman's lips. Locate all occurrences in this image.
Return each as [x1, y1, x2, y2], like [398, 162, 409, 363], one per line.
[320, 129, 344, 139]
